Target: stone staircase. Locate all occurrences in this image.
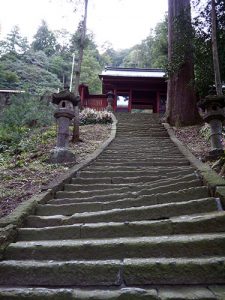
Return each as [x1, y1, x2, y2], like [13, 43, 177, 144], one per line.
[0, 113, 225, 299]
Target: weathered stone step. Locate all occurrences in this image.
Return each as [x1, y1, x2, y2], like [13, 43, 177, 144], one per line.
[116, 132, 169, 136]
[48, 186, 209, 205]
[0, 285, 224, 300]
[71, 175, 166, 185]
[107, 141, 174, 146]
[0, 257, 225, 286]
[18, 212, 225, 241]
[55, 187, 129, 199]
[66, 174, 198, 192]
[107, 144, 174, 147]
[98, 151, 184, 156]
[5, 233, 225, 261]
[83, 167, 196, 177]
[26, 198, 218, 227]
[56, 179, 201, 199]
[92, 161, 190, 167]
[116, 131, 168, 135]
[105, 146, 177, 151]
[36, 193, 212, 216]
[79, 168, 195, 178]
[48, 185, 208, 205]
[51, 191, 137, 205]
[95, 158, 188, 164]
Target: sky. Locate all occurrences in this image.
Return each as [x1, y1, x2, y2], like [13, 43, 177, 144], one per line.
[0, 0, 168, 50]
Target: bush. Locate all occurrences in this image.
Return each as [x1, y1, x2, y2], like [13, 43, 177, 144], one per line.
[199, 124, 210, 141]
[0, 93, 55, 128]
[79, 108, 113, 125]
[0, 93, 55, 151]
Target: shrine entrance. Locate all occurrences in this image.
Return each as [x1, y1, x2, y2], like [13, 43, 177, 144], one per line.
[116, 92, 129, 112]
[79, 67, 167, 113]
[100, 67, 167, 114]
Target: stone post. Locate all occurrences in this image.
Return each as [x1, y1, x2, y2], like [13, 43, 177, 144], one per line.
[54, 103, 74, 149]
[106, 91, 115, 112]
[198, 94, 225, 159]
[48, 88, 80, 164]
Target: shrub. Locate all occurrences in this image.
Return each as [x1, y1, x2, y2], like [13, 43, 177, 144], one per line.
[0, 93, 55, 151]
[79, 108, 113, 125]
[199, 124, 210, 141]
[0, 93, 55, 128]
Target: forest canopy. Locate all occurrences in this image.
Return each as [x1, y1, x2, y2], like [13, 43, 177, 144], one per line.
[0, 0, 224, 97]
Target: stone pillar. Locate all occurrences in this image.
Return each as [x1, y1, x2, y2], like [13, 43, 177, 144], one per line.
[106, 91, 115, 112]
[198, 94, 225, 159]
[209, 118, 223, 151]
[48, 88, 80, 164]
[55, 108, 74, 148]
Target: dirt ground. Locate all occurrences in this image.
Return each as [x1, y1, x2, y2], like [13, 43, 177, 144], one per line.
[0, 124, 111, 218]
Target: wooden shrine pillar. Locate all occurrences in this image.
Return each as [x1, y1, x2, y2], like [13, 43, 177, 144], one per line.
[128, 89, 132, 112]
[156, 92, 160, 113]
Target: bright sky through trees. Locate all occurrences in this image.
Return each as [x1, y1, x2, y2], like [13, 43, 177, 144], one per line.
[0, 0, 167, 50]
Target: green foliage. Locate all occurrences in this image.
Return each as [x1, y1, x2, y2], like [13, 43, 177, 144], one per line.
[79, 108, 112, 125]
[80, 48, 102, 93]
[199, 123, 210, 140]
[0, 62, 19, 86]
[1, 94, 54, 128]
[193, 0, 225, 96]
[32, 20, 58, 56]
[167, 8, 194, 77]
[101, 16, 168, 69]
[1, 25, 29, 55]
[0, 94, 55, 152]
[0, 53, 61, 93]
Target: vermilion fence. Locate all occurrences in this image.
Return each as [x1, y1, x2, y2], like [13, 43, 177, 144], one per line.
[82, 96, 108, 111]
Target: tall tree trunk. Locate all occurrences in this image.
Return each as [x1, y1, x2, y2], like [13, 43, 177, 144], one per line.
[71, 0, 88, 143]
[211, 0, 223, 96]
[166, 0, 200, 126]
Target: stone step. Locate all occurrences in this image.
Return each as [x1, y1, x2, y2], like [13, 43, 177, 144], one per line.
[0, 285, 222, 300]
[0, 257, 224, 286]
[5, 233, 225, 261]
[26, 198, 218, 227]
[99, 149, 184, 159]
[18, 212, 225, 241]
[82, 167, 196, 176]
[78, 168, 195, 178]
[66, 174, 198, 192]
[36, 194, 213, 216]
[56, 179, 202, 199]
[71, 175, 167, 185]
[91, 161, 190, 167]
[95, 158, 188, 164]
[48, 186, 209, 205]
[48, 185, 208, 205]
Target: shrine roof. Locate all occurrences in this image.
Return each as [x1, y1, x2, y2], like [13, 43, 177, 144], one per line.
[100, 67, 165, 78]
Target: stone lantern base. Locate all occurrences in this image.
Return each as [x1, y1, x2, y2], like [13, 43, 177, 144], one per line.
[48, 147, 76, 164]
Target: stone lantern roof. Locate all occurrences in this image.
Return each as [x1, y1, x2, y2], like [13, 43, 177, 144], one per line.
[52, 89, 80, 106]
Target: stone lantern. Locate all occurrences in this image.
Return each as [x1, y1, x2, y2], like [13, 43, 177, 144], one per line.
[48, 87, 80, 164]
[106, 91, 115, 112]
[198, 94, 225, 159]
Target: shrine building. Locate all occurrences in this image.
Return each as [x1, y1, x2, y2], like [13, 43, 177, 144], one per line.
[79, 67, 167, 113]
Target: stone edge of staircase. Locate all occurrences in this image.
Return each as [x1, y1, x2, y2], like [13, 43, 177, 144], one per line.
[163, 122, 225, 207]
[0, 114, 117, 255]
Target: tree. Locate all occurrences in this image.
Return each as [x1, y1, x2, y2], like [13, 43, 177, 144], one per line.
[32, 20, 58, 56]
[192, 0, 225, 96]
[211, 0, 222, 95]
[71, 0, 89, 143]
[0, 26, 29, 55]
[166, 0, 200, 126]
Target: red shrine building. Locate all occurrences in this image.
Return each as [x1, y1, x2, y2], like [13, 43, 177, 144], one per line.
[79, 67, 167, 113]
